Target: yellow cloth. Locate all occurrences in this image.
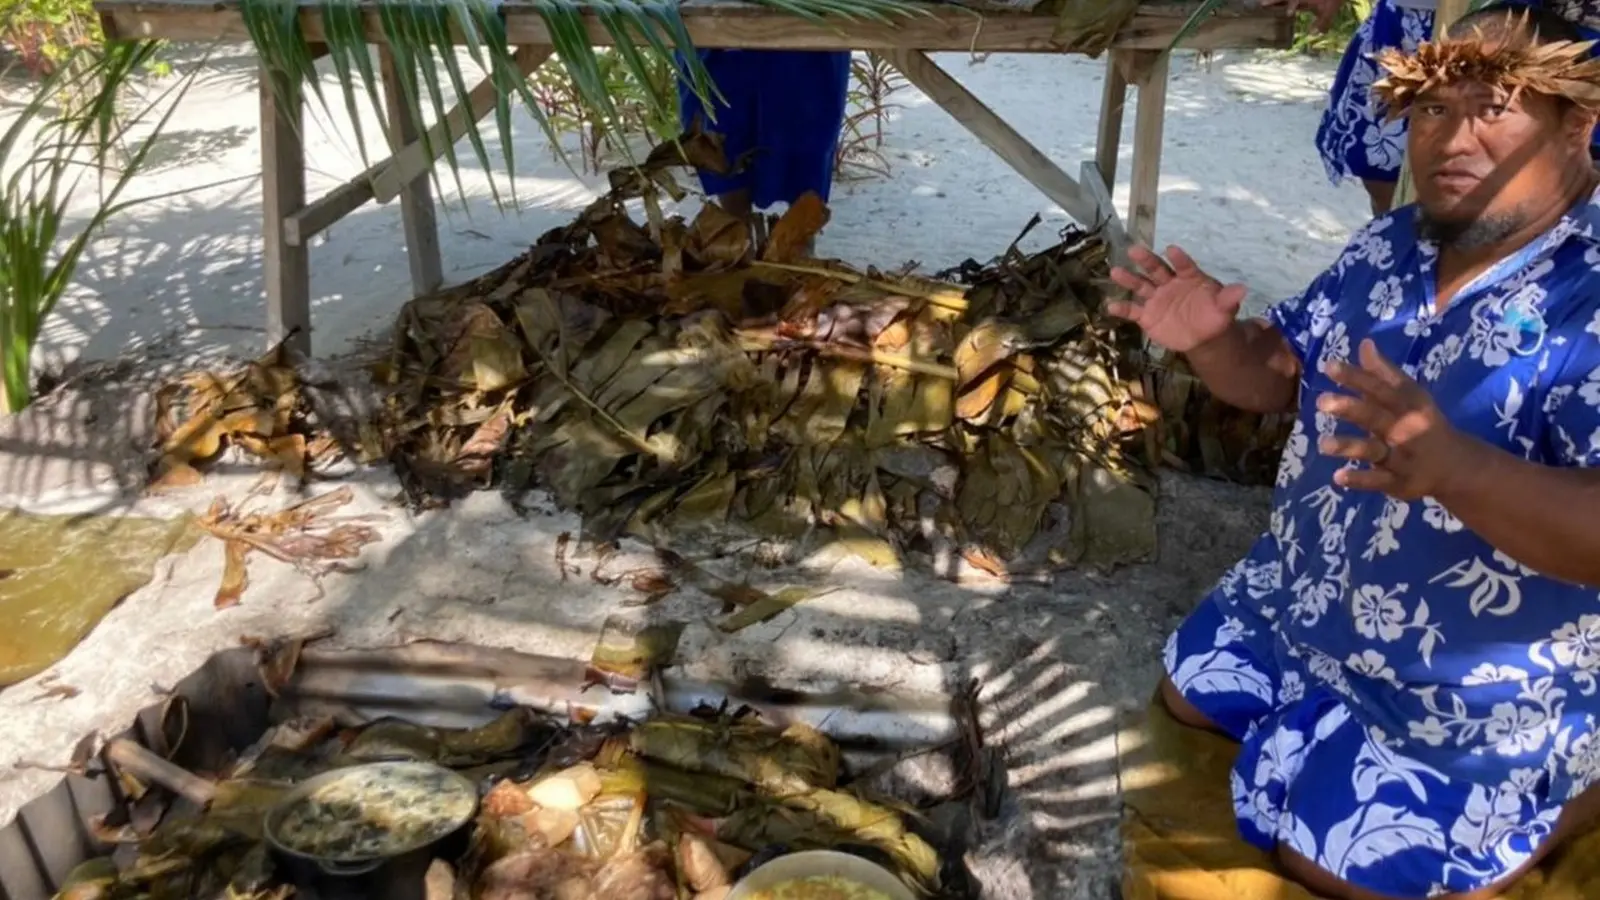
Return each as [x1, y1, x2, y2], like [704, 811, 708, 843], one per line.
[1118, 699, 1600, 900]
[0, 508, 199, 686]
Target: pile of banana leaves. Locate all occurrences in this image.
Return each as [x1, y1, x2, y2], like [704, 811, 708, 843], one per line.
[371, 135, 1290, 574]
[59, 705, 973, 899]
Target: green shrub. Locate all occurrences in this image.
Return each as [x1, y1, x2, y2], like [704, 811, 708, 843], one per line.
[0, 0, 101, 75]
[0, 42, 195, 413]
[1289, 0, 1375, 57]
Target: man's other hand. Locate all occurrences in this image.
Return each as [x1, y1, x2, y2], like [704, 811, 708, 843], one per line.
[1317, 339, 1483, 500]
[1261, 0, 1344, 33]
[1107, 245, 1248, 353]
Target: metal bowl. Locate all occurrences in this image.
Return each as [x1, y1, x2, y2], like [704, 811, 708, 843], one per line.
[726, 849, 917, 900]
[263, 760, 479, 885]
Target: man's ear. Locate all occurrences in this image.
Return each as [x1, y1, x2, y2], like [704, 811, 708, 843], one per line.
[1564, 104, 1598, 150]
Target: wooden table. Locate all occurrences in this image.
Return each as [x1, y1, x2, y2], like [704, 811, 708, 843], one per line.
[96, 0, 1292, 355]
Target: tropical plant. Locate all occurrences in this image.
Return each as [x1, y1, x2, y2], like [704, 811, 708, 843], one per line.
[0, 0, 99, 76]
[1172, 0, 1373, 52]
[836, 51, 906, 180]
[1289, 0, 1371, 55]
[530, 46, 683, 172]
[0, 41, 195, 413]
[238, 0, 926, 209]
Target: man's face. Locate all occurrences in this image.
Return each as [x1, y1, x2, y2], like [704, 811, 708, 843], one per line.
[1407, 80, 1592, 247]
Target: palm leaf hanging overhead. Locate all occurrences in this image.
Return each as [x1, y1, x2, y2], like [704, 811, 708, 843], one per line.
[241, 0, 927, 211]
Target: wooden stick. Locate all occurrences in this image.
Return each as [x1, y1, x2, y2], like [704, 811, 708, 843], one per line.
[883, 49, 1104, 229]
[284, 45, 552, 246]
[735, 330, 960, 379]
[1393, 0, 1477, 208]
[1126, 49, 1170, 249]
[748, 260, 969, 312]
[94, 4, 1292, 55]
[261, 61, 311, 357]
[1095, 51, 1131, 189]
[369, 45, 552, 204]
[380, 44, 442, 296]
[104, 738, 217, 807]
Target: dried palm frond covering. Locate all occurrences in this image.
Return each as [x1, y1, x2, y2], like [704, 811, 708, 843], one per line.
[150, 337, 341, 490]
[370, 140, 1293, 574]
[1372, 10, 1600, 115]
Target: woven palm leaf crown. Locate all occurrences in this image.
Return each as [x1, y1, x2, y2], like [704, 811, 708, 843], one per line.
[1371, 9, 1600, 120]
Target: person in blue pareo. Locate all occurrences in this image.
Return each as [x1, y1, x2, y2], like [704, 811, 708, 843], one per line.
[1108, 7, 1600, 898]
[675, 50, 852, 232]
[1293, 0, 1600, 215]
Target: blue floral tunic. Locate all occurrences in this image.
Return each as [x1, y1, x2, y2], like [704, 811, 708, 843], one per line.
[1166, 193, 1600, 896]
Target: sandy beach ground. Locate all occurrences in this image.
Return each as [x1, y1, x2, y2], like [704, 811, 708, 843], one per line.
[0, 46, 1364, 897]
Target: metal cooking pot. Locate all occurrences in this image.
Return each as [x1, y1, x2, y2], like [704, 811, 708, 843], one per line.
[263, 761, 479, 900]
[726, 849, 918, 900]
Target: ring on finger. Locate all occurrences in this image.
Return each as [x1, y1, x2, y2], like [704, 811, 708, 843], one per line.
[1371, 441, 1391, 466]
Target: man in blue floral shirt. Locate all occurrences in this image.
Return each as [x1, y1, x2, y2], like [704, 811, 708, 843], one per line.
[1108, 7, 1600, 899]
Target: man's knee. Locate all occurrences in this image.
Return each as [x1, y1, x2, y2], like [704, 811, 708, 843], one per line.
[1157, 675, 1229, 735]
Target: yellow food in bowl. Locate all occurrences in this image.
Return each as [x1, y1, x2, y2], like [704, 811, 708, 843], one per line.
[748, 875, 894, 900]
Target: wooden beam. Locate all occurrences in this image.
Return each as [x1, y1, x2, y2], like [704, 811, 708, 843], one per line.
[884, 49, 1103, 229]
[380, 44, 442, 296]
[261, 64, 311, 356]
[370, 45, 551, 204]
[1394, 0, 1476, 207]
[283, 45, 551, 247]
[1094, 49, 1131, 189]
[1079, 159, 1129, 264]
[1126, 50, 1169, 248]
[97, 1, 1292, 54]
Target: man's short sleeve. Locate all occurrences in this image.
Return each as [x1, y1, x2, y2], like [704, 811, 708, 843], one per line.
[1542, 311, 1600, 468]
[1258, 216, 1391, 366]
[1263, 284, 1321, 365]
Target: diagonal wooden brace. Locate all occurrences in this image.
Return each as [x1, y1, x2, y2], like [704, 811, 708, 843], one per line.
[882, 49, 1129, 261]
[284, 44, 552, 248]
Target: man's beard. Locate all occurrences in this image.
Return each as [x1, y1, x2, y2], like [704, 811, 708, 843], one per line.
[1415, 209, 1525, 250]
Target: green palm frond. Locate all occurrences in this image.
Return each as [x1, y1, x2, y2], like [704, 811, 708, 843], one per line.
[239, 0, 926, 211]
[2, 41, 200, 412]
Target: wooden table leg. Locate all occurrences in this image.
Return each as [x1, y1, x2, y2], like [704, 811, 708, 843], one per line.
[260, 64, 311, 357]
[379, 45, 443, 297]
[1126, 50, 1170, 249]
[1094, 50, 1130, 190]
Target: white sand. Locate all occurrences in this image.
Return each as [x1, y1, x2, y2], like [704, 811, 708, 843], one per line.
[0, 45, 1359, 896]
[35, 46, 1369, 373]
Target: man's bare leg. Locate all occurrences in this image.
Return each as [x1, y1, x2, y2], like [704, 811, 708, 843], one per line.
[1364, 178, 1398, 217]
[1158, 675, 1229, 735]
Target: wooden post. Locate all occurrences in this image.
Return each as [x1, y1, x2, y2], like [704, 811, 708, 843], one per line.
[1127, 50, 1170, 248]
[1393, 0, 1479, 207]
[1095, 51, 1131, 189]
[260, 63, 311, 357]
[379, 46, 444, 298]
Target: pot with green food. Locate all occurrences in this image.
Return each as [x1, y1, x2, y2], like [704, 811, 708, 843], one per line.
[263, 760, 479, 899]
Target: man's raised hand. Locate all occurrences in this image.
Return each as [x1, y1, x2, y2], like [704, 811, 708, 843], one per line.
[1107, 245, 1248, 354]
[1318, 339, 1483, 500]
